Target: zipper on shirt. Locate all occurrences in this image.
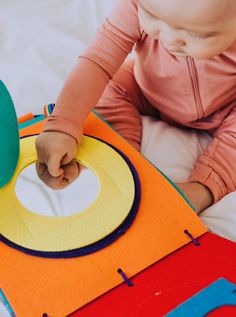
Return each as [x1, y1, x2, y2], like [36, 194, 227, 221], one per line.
[186, 56, 204, 119]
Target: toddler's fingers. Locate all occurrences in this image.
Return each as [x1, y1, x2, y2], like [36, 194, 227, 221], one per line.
[62, 161, 80, 184]
[61, 153, 74, 166]
[36, 163, 66, 189]
[47, 155, 64, 177]
[36, 162, 47, 178]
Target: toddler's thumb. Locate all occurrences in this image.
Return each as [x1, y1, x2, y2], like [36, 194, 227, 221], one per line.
[47, 155, 63, 177]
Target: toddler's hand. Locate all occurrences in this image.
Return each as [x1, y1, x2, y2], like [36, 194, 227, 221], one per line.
[36, 131, 81, 189]
[176, 182, 213, 214]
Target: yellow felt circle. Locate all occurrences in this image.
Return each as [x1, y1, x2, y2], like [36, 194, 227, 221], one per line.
[0, 135, 135, 252]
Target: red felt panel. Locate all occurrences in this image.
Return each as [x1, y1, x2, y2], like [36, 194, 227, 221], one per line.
[69, 232, 236, 317]
[206, 306, 236, 317]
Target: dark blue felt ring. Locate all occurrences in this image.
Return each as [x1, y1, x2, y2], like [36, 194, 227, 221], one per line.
[0, 134, 141, 258]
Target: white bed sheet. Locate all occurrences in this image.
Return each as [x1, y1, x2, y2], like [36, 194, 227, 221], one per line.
[0, 1, 235, 315]
[141, 117, 236, 242]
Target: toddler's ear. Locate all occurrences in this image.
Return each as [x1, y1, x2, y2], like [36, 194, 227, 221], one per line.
[0, 80, 19, 187]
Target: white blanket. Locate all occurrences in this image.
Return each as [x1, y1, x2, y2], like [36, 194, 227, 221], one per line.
[0, 1, 235, 314]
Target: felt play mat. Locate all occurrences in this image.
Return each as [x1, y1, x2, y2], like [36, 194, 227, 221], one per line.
[0, 1, 235, 315]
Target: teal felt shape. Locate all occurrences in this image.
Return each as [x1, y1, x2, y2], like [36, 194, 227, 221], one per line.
[18, 115, 45, 130]
[166, 278, 236, 316]
[0, 289, 15, 317]
[0, 80, 19, 188]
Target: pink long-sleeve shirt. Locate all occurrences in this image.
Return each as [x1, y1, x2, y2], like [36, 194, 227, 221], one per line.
[44, 0, 236, 202]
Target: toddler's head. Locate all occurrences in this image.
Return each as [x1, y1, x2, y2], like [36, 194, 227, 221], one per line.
[138, 0, 236, 59]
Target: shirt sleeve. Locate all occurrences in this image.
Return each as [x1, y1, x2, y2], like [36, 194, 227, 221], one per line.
[188, 103, 236, 202]
[43, 0, 142, 141]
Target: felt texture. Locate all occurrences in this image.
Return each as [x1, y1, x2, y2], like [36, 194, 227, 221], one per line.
[0, 81, 19, 188]
[166, 278, 236, 316]
[0, 135, 136, 253]
[0, 289, 15, 317]
[1, 0, 235, 244]
[0, 112, 207, 317]
[206, 306, 236, 316]
[1, 135, 141, 257]
[18, 115, 45, 130]
[72, 233, 236, 317]
[18, 113, 34, 124]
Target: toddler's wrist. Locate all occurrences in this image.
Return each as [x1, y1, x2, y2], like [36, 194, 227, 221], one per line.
[190, 181, 213, 212]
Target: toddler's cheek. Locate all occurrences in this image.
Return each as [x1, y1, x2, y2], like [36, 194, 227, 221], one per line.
[140, 24, 159, 39]
[138, 16, 160, 38]
[188, 38, 234, 59]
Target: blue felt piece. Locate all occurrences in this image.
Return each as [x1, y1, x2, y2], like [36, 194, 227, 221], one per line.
[0, 289, 16, 317]
[0, 81, 19, 188]
[166, 278, 236, 317]
[18, 115, 45, 130]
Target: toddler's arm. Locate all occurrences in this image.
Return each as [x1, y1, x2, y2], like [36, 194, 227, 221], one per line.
[176, 182, 213, 213]
[36, 0, 142, 189]
[188, 104, 236, 208]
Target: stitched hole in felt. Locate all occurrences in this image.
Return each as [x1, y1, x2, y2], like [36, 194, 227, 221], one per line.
[15, 163, 100, 217]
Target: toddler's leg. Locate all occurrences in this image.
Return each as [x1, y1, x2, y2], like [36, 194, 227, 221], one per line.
[95, 60, 159, 150]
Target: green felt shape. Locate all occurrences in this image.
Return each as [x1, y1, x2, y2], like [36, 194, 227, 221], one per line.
[0, 81, 19, 188]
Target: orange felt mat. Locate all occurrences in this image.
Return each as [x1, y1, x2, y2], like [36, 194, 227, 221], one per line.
[0, 112, 207, 317]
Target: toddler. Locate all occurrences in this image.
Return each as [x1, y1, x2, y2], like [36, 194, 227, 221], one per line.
[36, 0, 236, 213]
